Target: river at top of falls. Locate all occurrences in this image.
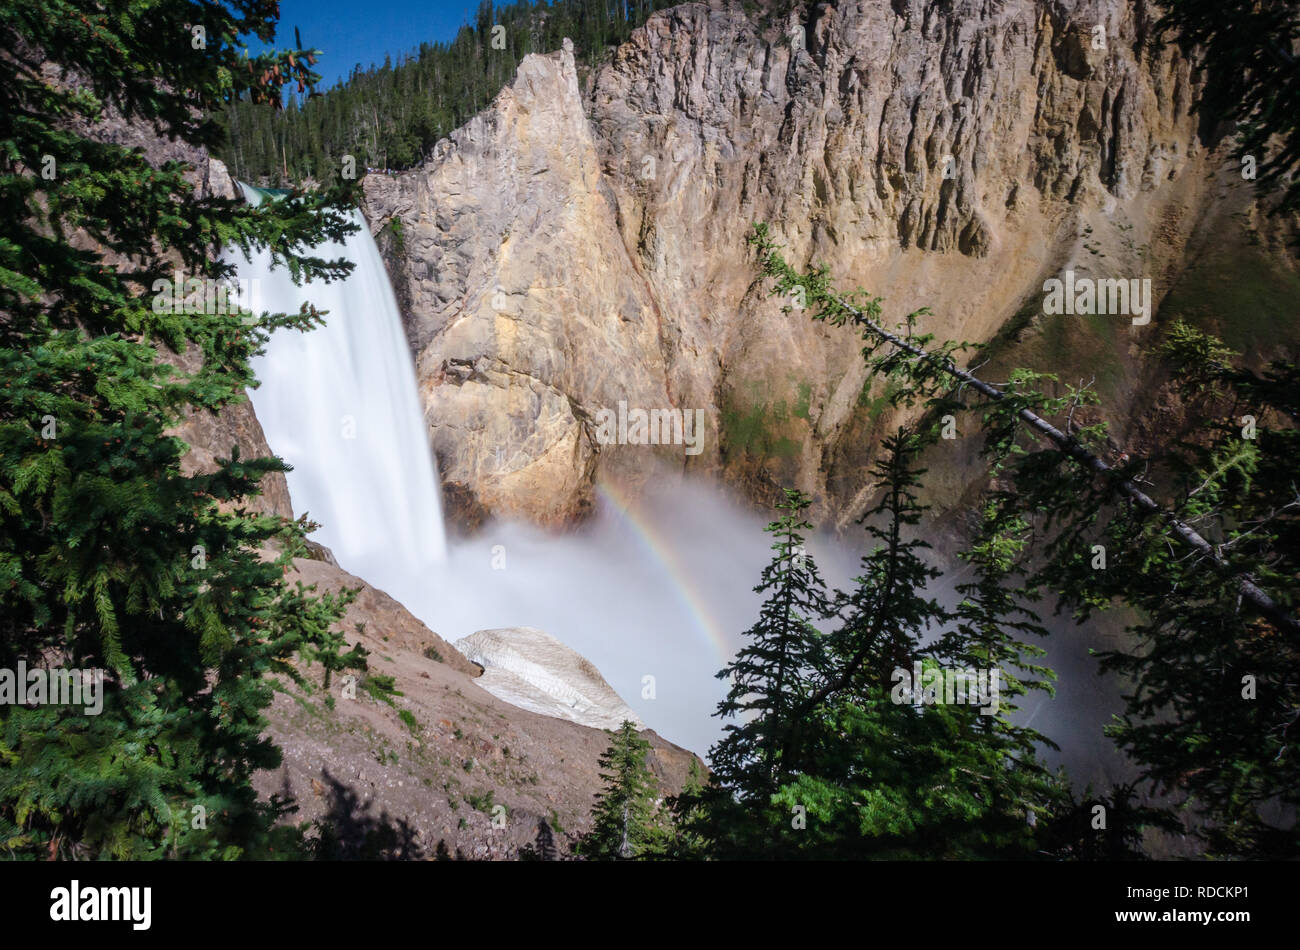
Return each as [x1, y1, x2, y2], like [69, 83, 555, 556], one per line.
[230, 183, 446, 614]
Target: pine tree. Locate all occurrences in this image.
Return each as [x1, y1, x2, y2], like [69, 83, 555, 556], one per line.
[709, 489, 831, 802]
[744, 224, 1298, 858]
[773, 435, 1062, 859]
[933, 498, 1057, 765]
[1041, 782, 1181, 861]
[219, 0, 685, 184]
[675, 447, 1066, 859]
[1084, 326, 1300, 857]
[579, 720, 658, 860]
[963, 324, 1300, 857]
[658, 757, 708, 859]
[820, 431, 948, 699]
[1, 0, 363, 858]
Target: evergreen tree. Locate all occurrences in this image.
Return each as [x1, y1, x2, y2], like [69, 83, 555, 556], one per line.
[708, 489, 831, 802]
[682, 439, 1065, 859]
[658, 757, 708, 860]
[768, 435, 1063, 859]
[745, 225, 1298, 858]
[1086, 326, 1299, 857]
[767, 686, 1063, 859]
[933, 499, 1057, 766]
[672, 489, 825, 858]
[818, 431, 948, 700]
[1041, 783, 1181, 861]
[966, 324, 1300, 856]
[219, 0, 687, 185]
[579, 720, 659, 860]
[1, 0, 362, 858]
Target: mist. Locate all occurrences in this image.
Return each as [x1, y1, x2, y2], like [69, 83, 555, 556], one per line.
[233, 184, 1131, 781]
[340, 472, 860, 759]
[333, 468, 1131, 789]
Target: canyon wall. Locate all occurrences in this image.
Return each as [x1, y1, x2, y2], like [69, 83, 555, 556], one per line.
[363, 0, 1296, 530]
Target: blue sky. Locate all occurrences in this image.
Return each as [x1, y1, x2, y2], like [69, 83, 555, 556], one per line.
[254, 0, 485, 89]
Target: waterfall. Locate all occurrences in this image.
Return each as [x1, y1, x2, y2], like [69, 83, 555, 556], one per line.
[224, 185, 783, 757]
[220, 188, 1126, 768]
[231, 183, 446, 607]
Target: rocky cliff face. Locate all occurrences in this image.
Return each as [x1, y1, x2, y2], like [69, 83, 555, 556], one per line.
[362, 0, 1296, 530]
[364, 38, 672, 528]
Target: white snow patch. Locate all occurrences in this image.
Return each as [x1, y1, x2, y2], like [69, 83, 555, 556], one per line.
[456, 627, 644, 732]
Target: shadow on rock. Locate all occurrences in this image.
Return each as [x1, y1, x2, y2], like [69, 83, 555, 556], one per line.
[309, 769, 426, 860]
[517, 817, 559, 861]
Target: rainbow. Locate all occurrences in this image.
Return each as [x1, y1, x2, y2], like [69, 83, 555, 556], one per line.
[593, 477, 736, 669]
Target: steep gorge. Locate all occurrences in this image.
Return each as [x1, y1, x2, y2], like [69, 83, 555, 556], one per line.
[127, 0, 1297, 855]
[84, 84, 702, 859]
[363, 0, 1298, 532]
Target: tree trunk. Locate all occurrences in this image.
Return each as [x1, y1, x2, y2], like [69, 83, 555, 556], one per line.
[619, 802, 630, 859]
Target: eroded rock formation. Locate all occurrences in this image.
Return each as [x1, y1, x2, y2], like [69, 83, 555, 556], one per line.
[363, 0, 1291, 530]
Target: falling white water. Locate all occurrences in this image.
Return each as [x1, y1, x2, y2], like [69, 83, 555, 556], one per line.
[225, 185, 767, 755]
[224, 185, 1128, 773]
[231, 183, 446, 613]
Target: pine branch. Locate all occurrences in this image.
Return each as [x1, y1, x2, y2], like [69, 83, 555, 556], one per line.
[748, 224, 1300, 638]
